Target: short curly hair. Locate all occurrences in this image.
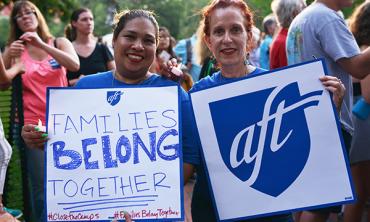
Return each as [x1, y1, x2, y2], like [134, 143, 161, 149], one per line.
[349, 1, 370, 47]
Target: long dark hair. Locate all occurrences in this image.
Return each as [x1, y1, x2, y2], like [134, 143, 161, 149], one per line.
[157, 26, 176, 58]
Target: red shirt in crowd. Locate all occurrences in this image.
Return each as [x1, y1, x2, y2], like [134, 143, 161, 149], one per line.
[270, 28, 288, 69]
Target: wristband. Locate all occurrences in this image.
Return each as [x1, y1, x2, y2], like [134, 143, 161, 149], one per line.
[352, 97, 370, 120]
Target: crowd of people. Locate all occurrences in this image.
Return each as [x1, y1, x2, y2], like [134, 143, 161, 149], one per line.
[0, 0, 369, 221]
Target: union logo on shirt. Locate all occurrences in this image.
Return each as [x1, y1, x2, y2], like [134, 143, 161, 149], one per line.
[48, 59, 61, 69]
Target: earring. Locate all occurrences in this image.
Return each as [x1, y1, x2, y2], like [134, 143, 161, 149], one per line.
[210, 56, 219, 69]
[244, 58, 250, 66]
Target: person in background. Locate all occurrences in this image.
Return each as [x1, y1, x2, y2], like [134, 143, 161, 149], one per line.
[150, 26, 193, 91]
[174, 33, 202, 81]
[65, 8, 115, 86]
[2, 1, 79, 221]
[344, 2, 370, 222]
[183, 0, 344, 221]
[287, 0, 370, 220]
[270, 0, 306, 70]
[0, 53, 24, 219]
[259, 14, 276, 70]
[248, 26, 261, 67]
[102, 32, 114, 55]
[195, 20, 219, 80]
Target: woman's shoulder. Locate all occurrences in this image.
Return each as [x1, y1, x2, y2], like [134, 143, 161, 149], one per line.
[145, 73, 179, 86]
[190, 71, 221, 92]
[54, 37, 71, 47]
[75, 71, 113, 88]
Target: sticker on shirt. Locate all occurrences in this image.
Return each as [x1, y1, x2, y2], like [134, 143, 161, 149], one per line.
[48, 59, 61, 69]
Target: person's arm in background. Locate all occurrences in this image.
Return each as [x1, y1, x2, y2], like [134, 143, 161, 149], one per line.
[0, 52, 24, 90]
[337, 47, 370, 80]
[318, 19, 370, 80]
[19, 32, 79, 71]
[352, 73, 370, 119]
[2, 40, 24, 68]
[361, 75, 370, 103]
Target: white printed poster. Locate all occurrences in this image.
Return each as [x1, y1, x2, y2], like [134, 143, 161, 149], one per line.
[190, 60, 354, 221]
[45, 86, 183, 221]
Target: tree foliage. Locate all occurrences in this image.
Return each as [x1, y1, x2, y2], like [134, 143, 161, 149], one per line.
[10, 0, 363, 41]
[0, 0, 365, 47]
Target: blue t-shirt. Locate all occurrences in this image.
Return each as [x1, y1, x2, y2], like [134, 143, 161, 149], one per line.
[185, 68, 292, 222]
[76, 71, 196, 180]
[287, 2, 360, 134]
[259, 35, 273, 70]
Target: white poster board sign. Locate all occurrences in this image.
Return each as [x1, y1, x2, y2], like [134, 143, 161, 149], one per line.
[45, 86, 183, 221]
[190, 60, 354, 221]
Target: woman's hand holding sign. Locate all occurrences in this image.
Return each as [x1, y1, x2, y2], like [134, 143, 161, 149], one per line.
[21, 120, 48, 150]
[319, 75, 346, 113]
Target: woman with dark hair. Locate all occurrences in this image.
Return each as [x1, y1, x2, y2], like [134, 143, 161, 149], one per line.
[151, 26, 193, 91]
[65, 8, 115, 86]
[21, 8, 189, 222]
[2, 1, 79, 220]
[150, 26, 177, 74]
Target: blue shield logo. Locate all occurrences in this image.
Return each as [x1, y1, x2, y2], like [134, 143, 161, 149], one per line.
[107, 91, 123, 106]
[209, 82, 323, 197]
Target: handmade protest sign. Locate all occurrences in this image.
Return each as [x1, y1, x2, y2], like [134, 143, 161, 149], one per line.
[190, 60, 354, 221]
[45, 86, 183, 221]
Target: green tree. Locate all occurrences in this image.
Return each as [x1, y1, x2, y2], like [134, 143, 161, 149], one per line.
[0, 16, 10, 49]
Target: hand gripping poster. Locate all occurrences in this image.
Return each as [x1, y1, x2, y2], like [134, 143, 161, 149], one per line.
[45, 85, 183, 221]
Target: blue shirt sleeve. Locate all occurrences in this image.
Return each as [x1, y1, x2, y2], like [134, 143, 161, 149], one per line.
[180, 89, 201, 166]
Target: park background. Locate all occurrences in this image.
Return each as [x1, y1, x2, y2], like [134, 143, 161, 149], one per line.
[0, 0, 365, 220]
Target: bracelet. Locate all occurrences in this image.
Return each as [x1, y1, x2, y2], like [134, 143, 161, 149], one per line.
[352, 97, 370, 120]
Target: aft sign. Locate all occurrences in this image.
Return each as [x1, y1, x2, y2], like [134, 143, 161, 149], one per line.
[190, 60, 354, 221]
[45, 86, 183, 221]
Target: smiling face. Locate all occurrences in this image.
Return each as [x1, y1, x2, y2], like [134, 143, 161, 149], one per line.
[113, 17, 157, 81]
[15, 5, 38, 32]
[205, 6, 249, 70]
[73, 10, 94, 35]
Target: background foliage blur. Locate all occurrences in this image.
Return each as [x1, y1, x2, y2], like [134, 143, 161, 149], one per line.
[0, 0, 365, 49]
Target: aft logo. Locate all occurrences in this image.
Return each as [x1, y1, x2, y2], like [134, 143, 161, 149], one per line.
[210, 82, 323, 197]
[107, 91, 124, 106]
